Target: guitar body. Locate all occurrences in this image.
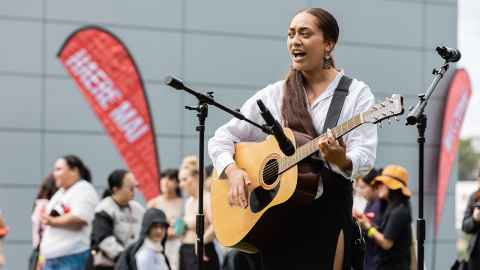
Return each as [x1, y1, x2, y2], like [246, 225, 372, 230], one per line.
[211, 128, 319, 253]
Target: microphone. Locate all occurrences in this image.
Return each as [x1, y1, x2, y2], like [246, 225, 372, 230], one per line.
[257, 100, 295, 156]
[164, 75, 185, 90]
[436, 46, 461, 63]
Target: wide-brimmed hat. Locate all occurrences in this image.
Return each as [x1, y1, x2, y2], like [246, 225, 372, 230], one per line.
[373, 165, 411, 197]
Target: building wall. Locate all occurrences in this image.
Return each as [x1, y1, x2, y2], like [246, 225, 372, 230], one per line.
[0, 0, 457, 269]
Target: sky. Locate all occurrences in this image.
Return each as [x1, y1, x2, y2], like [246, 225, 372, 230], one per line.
[459, 0, 480, 138]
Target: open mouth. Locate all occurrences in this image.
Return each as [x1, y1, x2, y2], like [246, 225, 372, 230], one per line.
[292, 51, 307, 61]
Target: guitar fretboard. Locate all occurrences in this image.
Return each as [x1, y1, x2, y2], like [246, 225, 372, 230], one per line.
[277, 113, 364, 173]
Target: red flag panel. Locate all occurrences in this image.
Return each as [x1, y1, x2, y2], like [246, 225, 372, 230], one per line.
[435, 68, 472, 233]
[58, 26, 161, 201]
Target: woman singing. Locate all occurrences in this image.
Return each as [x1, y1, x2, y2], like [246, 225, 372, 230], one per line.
[208, 7, 377, 270]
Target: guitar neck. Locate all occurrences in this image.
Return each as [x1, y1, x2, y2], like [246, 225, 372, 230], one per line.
[278, 113, 364, 173]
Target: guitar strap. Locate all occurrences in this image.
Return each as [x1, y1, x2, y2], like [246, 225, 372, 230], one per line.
[321, 75, 352, 133]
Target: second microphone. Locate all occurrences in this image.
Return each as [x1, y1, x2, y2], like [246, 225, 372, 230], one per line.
[256, 99, 295, 156]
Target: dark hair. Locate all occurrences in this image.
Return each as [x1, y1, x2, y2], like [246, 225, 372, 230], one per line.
[304, 8, 339, 47]
[102, 169, 129, 198]
[36, 173, 58, 200]
[160, 169, 179, 181]
[205, 164, 214, 178]
[160, 168, 181, 197]
[282, 8, 340, 137]
[361, 168, 383, 185]
[385, 189, 412, 225]
[387, 189, 410, 208]
[62, 155, 92, 182]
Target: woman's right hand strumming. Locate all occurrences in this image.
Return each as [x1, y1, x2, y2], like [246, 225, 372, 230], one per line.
[225, 164, 251, 208]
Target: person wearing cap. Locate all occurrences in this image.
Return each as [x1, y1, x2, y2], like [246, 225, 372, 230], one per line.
[115, 208, 171, 270]
[354, 168, 384, 270]
[357, 165, 413, 270]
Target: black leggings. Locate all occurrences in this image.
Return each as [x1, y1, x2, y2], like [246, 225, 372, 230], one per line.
[179, 242, 220, 270]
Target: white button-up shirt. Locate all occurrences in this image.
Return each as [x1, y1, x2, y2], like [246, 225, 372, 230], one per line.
[208, 72, 377, 197]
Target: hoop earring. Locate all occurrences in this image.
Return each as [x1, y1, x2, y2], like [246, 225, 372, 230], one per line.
[323, 55, 333, 69]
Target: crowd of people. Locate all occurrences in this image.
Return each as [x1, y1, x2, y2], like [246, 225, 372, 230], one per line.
[15, 152, 421, 270]
[0, 154, 473, 270]
[22, 154, 221, 270]
[0, 151, 414, 270]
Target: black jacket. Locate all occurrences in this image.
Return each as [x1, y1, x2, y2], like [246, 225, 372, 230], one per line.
[115, 208, 171, 270]
[462, 192, 480, 262]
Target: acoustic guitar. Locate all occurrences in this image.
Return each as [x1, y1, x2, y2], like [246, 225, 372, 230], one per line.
[211, 94, 404, 253]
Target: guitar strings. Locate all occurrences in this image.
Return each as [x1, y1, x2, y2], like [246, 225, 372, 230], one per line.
[260, 135, 329, 179]
[248, 116, 364, 180]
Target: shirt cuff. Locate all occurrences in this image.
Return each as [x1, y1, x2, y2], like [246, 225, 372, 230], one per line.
[328, 162, 352, 180]
[214, 152, 235, 177]
[346, 152, 359, 179]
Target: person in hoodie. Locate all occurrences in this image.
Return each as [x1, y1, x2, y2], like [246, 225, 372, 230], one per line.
[89, 169, 145, 270]
[115, 208, 171, 270]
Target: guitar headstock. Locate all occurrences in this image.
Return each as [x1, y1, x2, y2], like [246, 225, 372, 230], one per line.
[363, 94, 404, 124]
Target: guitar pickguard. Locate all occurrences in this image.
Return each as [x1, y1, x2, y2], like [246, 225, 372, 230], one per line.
[249, 184, 280, 213]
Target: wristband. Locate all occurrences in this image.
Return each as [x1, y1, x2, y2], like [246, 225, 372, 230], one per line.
[367, 227, 377, 238]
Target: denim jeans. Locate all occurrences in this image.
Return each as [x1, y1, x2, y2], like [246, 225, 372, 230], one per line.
[43, 250, 90, 270]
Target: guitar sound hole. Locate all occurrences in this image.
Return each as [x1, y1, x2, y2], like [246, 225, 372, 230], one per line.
[262, 159, 279, 185]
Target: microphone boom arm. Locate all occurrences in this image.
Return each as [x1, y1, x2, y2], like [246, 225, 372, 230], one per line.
[164, 75, 273, 135]
[406, 62, 449, 125]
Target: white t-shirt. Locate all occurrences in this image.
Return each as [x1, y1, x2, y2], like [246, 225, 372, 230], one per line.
[41, 180, 99, 259]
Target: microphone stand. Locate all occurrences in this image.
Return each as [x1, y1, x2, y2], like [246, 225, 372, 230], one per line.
[164, 76, 273, 270]
[406, 60, 450, 270]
